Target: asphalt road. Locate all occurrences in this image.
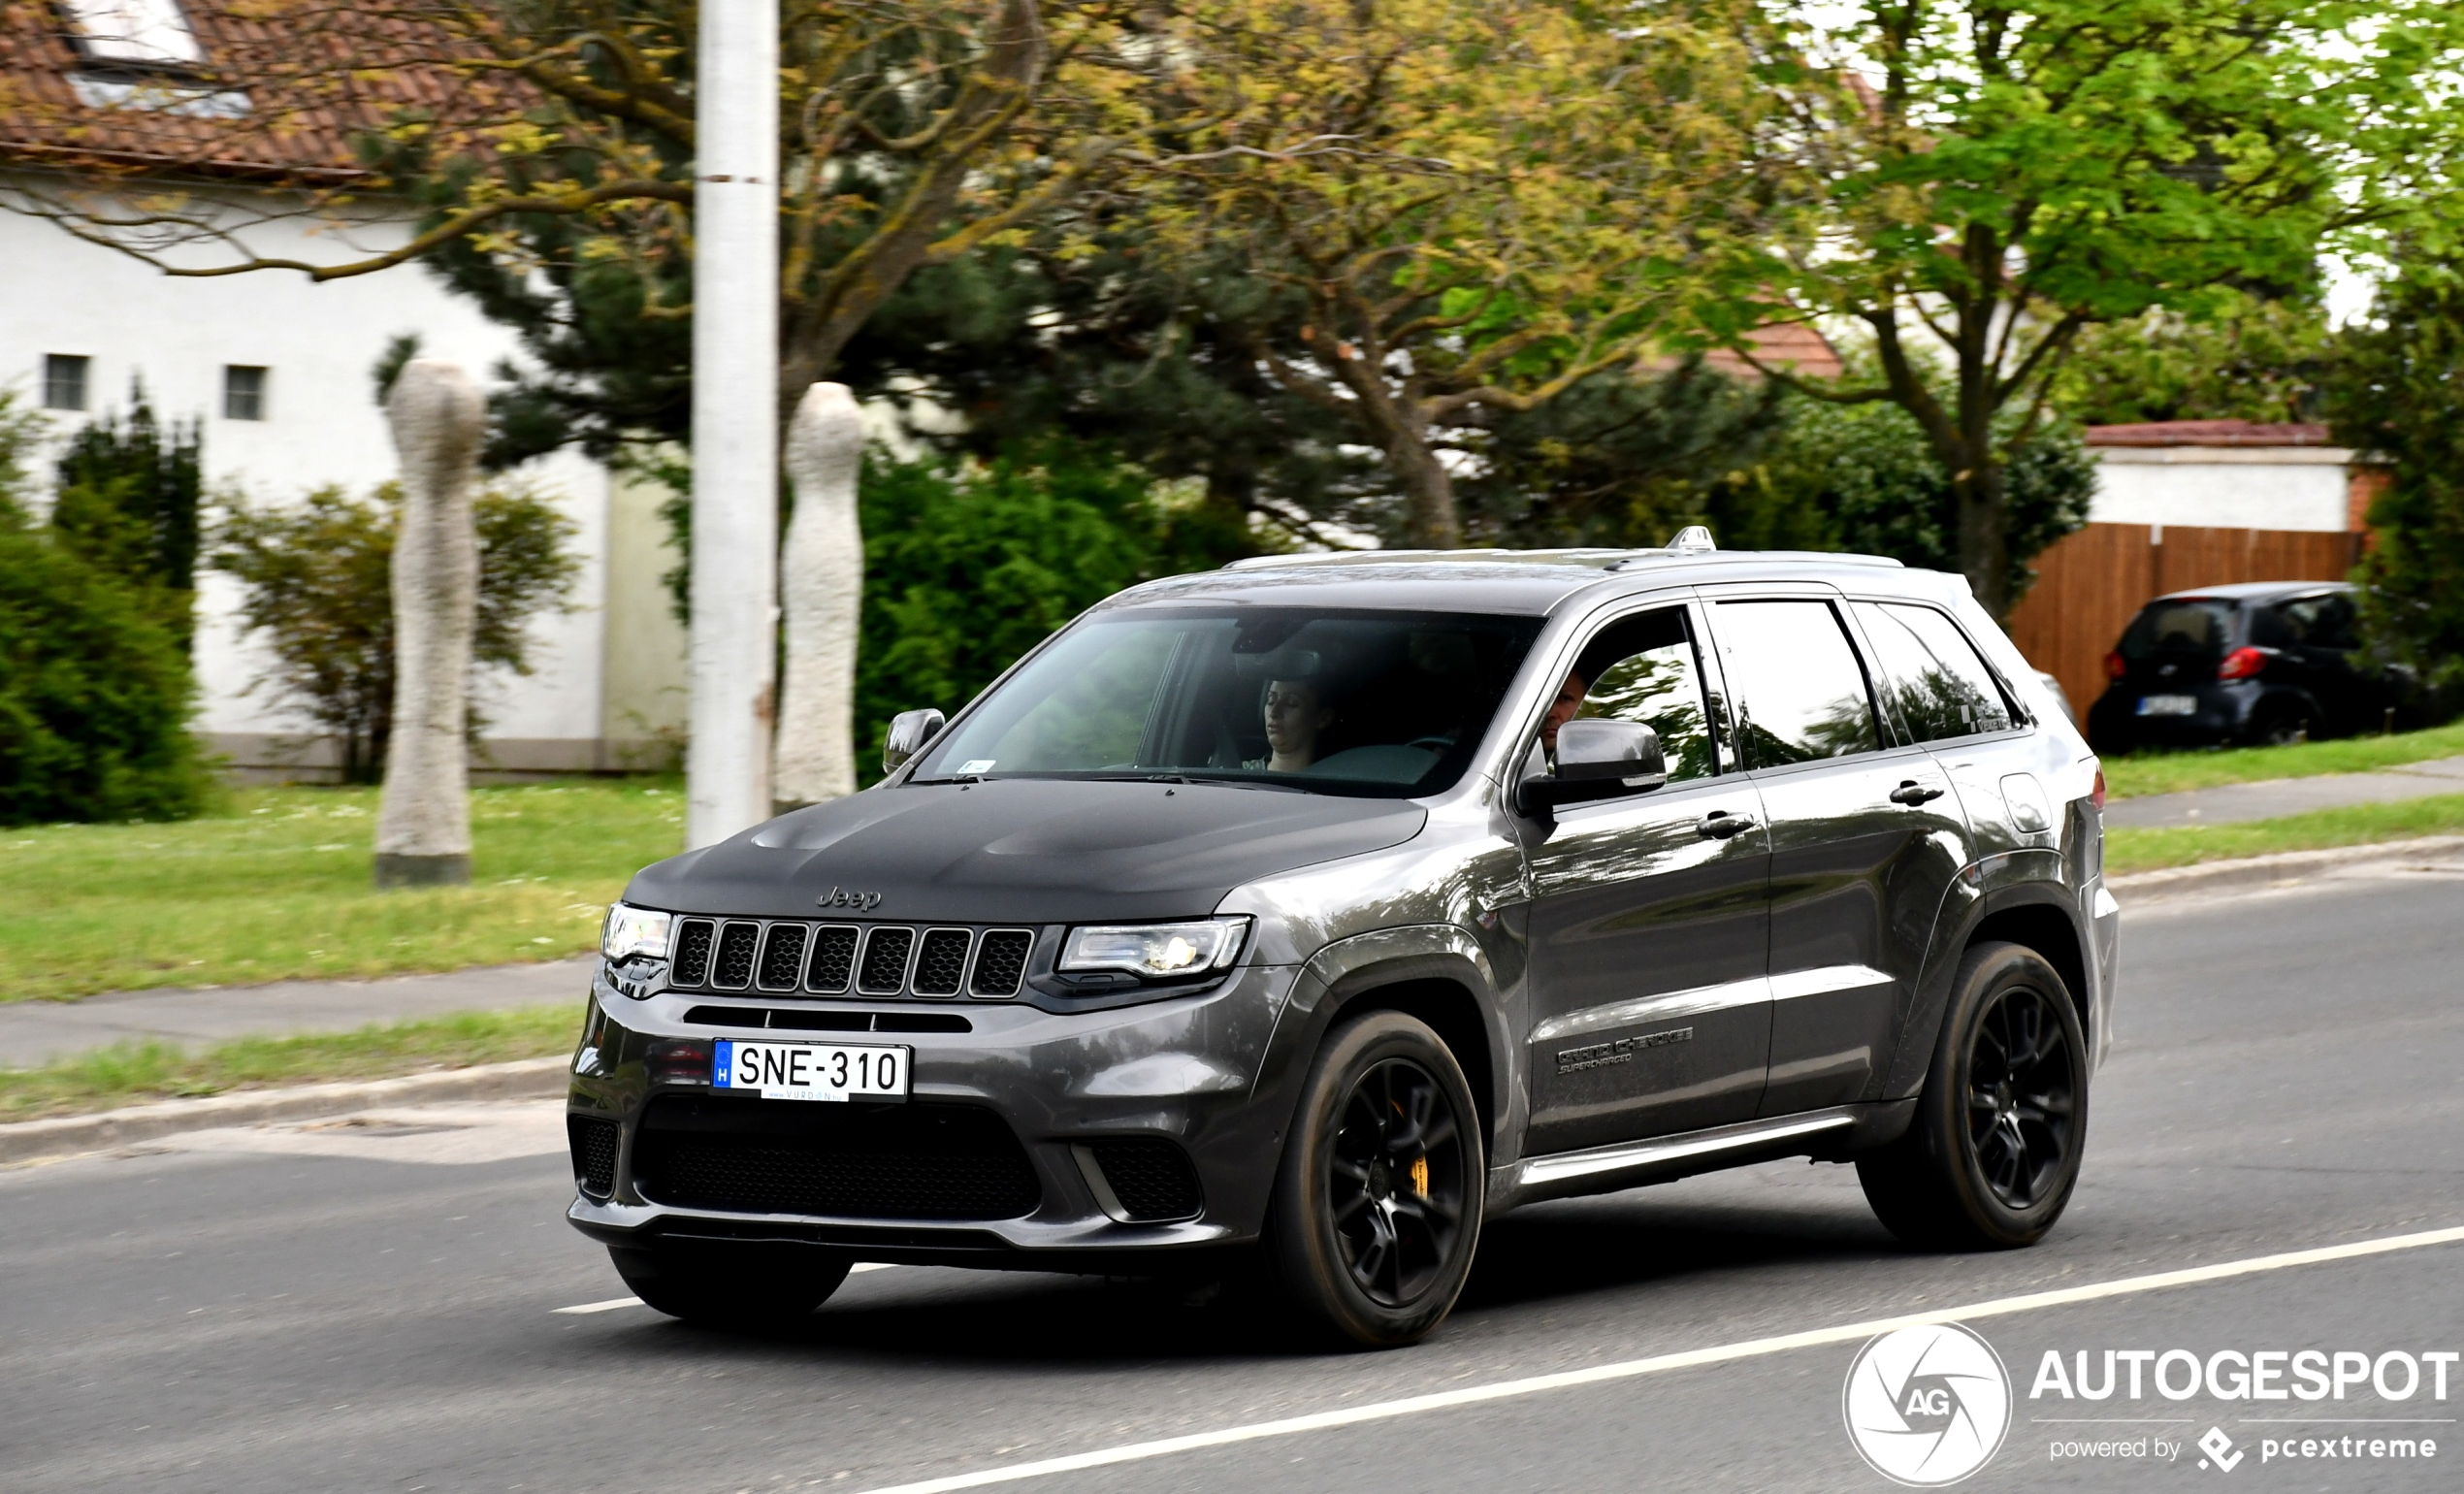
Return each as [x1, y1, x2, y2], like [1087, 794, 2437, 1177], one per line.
[6, 865, 2463, 1493]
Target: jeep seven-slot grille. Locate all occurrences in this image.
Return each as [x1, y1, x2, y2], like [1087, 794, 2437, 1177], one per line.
[858, 926, 916, 993]
[632, 1096, 1040, 1220]
[671, 921, 714, 987]
[970, 930, 1032, 996]
[806, 926, 859, 992]
[757, 924, 807, 991]
[713, 922, 760, 989]
[913, 929, 970, 996]
[665, 919, 1037, 1000]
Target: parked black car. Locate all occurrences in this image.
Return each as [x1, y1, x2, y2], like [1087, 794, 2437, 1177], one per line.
[2088, 581, 2403, 751]
[570, 538, 2116, 1346]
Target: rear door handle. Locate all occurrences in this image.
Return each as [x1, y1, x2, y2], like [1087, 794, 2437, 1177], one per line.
[1890, 781, 1945, 806]
[1696, 810, 1756, 839]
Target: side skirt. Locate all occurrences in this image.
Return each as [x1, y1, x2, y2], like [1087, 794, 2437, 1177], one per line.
[1488, 1099, 1918, 1216]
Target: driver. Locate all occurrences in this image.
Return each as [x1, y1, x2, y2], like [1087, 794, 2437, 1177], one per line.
[1540, 668, 1587, 763]
[1257, 676, 1337, 772]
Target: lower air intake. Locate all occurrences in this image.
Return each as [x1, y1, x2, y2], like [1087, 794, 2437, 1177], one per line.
[568, 1115, 620, 1197]
[632, 1096, 1040, 1220]
[1087, 1138, 1203, 1222]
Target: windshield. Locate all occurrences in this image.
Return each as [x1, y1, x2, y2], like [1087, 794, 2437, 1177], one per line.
[908, 607, 1545, 796]
[2120, 600, 2237, 662]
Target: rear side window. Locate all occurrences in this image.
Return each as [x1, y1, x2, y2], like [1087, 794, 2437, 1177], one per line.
[2274, 593, 2360, 650]
[1853, 602, 2015, 741]
[1712, 600, 1880, 767]
[2121, 600, 2235, 661]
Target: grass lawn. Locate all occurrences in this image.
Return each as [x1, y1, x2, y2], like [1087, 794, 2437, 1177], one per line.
[1, 780, 680, 1002]
[2100, 721, 2464, 800]
[0, 1007, 582, 1122]
[2105, 793, 2464, 874]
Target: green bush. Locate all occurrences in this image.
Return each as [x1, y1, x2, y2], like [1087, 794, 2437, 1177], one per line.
[1751, 399, 2095, 609]
[0, 528, 210, 826]
[855, 441, 1252, 780]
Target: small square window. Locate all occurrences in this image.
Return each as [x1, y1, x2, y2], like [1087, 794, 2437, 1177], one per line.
[44, 354, 89, 411]
[223, 364, 267, 420]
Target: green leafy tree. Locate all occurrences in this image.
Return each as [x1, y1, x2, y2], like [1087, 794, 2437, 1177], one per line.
[49, 385, 205, 647]
[0, 389, 208, 826]
[211, 484, 583, 781]
[2328, 266, 2464, 710]
[1742, 0, 2464, 616]
[854, 440, 1250, 780]
[2053, 295, 2339, 428]
[1748, 396, 2094, 602]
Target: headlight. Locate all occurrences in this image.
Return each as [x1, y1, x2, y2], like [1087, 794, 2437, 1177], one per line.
[601, 903, 672, 963]
[1059, 918, 1249, 978]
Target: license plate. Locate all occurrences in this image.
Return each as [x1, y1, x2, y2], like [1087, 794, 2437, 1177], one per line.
[2135, 694, 2199, 717]
[714, 1040, 910, 1102]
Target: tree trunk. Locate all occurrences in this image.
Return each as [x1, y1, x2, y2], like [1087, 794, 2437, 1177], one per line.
[1387, 416, 1461, 548]
[1953, 440, 2011, 620]
[374, 360, 485, 888]
[772, 382, 868, 810]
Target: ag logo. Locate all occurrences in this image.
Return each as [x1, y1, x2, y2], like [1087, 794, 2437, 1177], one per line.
[1843, 1322, 2012, 1486]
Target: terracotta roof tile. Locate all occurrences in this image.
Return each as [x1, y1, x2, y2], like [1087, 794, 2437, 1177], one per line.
[2085, 419, 2335, 448]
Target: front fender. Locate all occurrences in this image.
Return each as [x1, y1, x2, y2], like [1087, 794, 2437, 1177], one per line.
[1247, 924, 1525, 1174]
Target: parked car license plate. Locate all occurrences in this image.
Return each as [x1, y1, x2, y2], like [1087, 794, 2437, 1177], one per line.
[714, 1039, 909, 1102]
[2135, 694, 2199, 717]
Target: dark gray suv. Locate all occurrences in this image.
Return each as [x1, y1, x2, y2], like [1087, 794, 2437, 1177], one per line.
[567, 539, 2119, 1346]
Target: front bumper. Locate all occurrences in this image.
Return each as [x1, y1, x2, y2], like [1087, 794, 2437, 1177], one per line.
[563, 959, 1301, 1267]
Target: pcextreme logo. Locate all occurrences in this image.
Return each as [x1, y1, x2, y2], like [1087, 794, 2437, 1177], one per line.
[1843, 1322, 2014, 1486]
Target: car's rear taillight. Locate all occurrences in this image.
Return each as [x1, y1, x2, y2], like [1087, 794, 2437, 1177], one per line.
[2091, 768, 2106, 810]
[2218, 646, 2268, 681]
[2104, 650, 2127, 681]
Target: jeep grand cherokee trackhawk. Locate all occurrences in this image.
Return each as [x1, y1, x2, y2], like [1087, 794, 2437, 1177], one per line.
[567, 535, 2118, 1346]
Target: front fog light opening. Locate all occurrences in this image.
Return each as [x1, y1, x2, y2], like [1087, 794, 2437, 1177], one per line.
[1058, 918, 1249, 979]
[602, 902, 673, 963]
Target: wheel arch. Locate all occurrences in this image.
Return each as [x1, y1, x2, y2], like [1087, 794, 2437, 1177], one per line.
[1967, 895, 2092, 1055]
[1272, 926, 1510, 1155]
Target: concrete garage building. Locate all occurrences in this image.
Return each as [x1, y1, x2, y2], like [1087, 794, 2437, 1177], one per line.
[1, 0, 688, 777]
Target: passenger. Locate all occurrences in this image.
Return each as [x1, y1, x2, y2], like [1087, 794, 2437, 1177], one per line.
[1257, 676, 1337, 772]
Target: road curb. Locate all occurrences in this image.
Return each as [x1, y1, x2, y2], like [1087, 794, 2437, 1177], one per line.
[2107, 835, 2464, 902]
[0, 1056, 569, 1166]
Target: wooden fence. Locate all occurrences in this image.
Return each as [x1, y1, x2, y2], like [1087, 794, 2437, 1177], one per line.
[2005, 523, 2367, 716]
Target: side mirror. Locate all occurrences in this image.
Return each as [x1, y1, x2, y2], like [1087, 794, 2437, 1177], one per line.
[883, 708, 947, 775]
[1519, 720, 1666, 811]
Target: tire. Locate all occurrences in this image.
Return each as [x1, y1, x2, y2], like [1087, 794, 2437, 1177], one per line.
[1264, 1009, 1485, 1348]
[609, 1241, 852, 1328]
[2250, 701, 2315, 747]
[1858, 942, 2089, 1250]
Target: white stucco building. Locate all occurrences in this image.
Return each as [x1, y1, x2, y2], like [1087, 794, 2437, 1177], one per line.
[3, 0, 688, 777]
[2083, 419, 2377, 535]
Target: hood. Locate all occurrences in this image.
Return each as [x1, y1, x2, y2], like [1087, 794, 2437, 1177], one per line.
[624, 779, 1428, 924]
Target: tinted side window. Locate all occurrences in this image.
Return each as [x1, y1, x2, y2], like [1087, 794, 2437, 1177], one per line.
[1571, 606, 1717, 783]
[2277, 594, 2360, 650]
[1713, 601, 1880, 767]
[1854, 602, 2016, 741]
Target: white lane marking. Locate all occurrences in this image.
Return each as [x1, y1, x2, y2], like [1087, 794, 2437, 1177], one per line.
[551, 1262, 904, 1314]
[855, 1223, 2464, 1494]
[554, 1296, 643, 1315]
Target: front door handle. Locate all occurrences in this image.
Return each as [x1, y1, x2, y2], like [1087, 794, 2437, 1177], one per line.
[1890, 781, 1945, 806]
[1696, 810, 1756, 839]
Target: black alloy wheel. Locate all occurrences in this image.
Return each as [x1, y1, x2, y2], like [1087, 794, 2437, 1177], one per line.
[1858, 941, 2090, 1250]
[1964, 983, 2077, 1211]
[1267, 1010, 1485, 1346]
[1328, 1056, 1471, 1309]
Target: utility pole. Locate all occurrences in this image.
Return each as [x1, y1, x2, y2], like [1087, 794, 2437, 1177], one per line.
[685, 0, 782, 849]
